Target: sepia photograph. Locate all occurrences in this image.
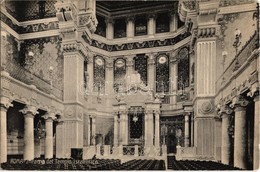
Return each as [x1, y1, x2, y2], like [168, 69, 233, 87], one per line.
[0, 0, 259, 170]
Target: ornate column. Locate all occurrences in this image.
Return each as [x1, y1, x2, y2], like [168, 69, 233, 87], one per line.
[154, 111, 160, 147]
[126, 16, 135, 39]
[113, 113, 119, 146]
[55, 1, 94, 156]
[0, 97, 13, 163]
[184, 113, 190, 147]
[146, 53, 156, 91]
[147, 14, 156, 36]
[43, 112, 55, 159]
[20, 105, 38, 160]
[106, 18, 114, 40]
[219, 105, 233, 165]
[105, 58, 114, 95]
[169, 50, 178, 105]
[169, 11, 178, 32]
[230, 95, 249, 169]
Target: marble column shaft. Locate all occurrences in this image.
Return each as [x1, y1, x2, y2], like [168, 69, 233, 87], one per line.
[113, 114, 119, 146]
[253, 95, 259, 170]
[184, 113, 190, 147]
[45, 117, 54, 159]
[126, 17, 134, 38]
[106, 19, 114, 39]
[147, 15, 156, 35]
[154, 112, 160, 147]
[221, 112, 231, 165]
[147, 53, 155, 90]
[170, 13, 178, 32]
[234, 106, 248, 169]
[0, 101, 13, 163]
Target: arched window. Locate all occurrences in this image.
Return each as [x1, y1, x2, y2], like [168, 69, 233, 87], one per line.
[178, 48, 189, 90]
[156, 54, 169, 92]
[114, 58, 126, 92]
[94, 56, 105, 93]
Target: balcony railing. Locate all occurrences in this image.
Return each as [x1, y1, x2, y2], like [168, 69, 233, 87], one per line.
[5, 59, 63, 100]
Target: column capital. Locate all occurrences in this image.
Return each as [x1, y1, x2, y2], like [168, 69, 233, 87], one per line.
[105, 18, 114, 25]
[87, 52, 95, 63]
[106, 58, 114, 69]
[20, 105, 39, 117]
[218, 105, 233, 118]
[147, 13, 157, 20]
[126, 57, 134, 67]
[126, 15, 135, 23]
[42, 112, 56, 121]
[230, 95, 249, 110]
[0, 97, 13, 110]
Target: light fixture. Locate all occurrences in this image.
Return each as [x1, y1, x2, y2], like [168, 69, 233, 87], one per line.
[28, 51, 34, 57]
[49, 66, 54, 90]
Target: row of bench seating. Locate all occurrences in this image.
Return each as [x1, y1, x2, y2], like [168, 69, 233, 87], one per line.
[167, 156, 242, 170]
[120, 159, 165, 170]
[1, 158, 121, 170]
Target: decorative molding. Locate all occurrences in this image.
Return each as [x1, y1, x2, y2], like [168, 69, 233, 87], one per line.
[199, 101, 214, 114]
[83, 32, 191, 52]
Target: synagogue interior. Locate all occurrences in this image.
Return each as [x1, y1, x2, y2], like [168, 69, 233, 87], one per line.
[0, 0, 259, 170]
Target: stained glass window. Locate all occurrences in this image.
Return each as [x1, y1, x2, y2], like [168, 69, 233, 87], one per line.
[94, 56, 105, 93]
[134, 54, 148, 85]
[114, 58, 126, 92]
[156, 54, 169, 92]
[178, 48, 189, 90]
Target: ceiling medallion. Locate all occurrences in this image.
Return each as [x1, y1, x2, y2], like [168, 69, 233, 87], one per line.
[158, 56, 167, 64]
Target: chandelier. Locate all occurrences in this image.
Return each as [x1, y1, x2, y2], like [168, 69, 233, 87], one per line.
[34, 120, 46, 140]
[130, 107, 142, 123]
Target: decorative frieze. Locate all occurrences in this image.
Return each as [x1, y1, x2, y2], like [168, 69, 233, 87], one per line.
[83, 31, 191, 52]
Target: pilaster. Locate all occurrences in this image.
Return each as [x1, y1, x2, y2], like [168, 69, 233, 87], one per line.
[146, 53, 156, 91]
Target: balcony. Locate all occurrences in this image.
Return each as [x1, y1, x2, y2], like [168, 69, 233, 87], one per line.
[5, 59, 63, 100]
